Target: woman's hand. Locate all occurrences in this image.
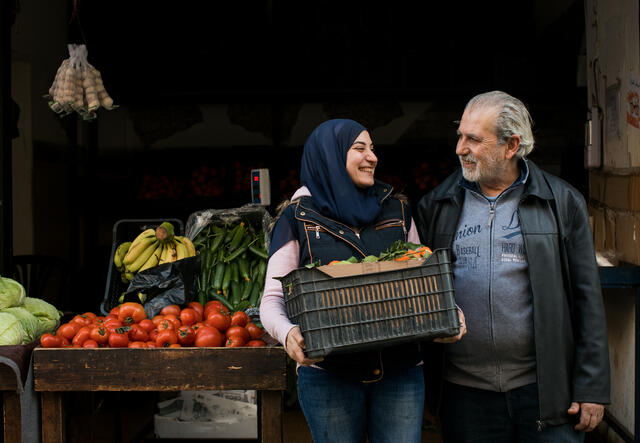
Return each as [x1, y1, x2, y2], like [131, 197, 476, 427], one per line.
[434, 307, 467, 343]
[285, 326, 323, 366]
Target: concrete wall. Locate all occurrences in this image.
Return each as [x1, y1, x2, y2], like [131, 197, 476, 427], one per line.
[585, 0, 639, 439]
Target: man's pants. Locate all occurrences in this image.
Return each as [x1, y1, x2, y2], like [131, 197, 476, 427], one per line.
[441, 381, 585, 443]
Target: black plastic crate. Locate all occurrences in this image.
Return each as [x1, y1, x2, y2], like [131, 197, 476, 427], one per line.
[281, 248, 459, 358]
[101, 218, 184, 315]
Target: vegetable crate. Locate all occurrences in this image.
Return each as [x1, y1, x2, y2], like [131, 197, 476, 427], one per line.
[281, 248, 459, 358]
[101, 219, 183, 315]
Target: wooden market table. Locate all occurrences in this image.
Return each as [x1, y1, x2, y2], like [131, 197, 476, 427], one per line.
[33, 346, 287, 443]
[0, 362, 22, 443]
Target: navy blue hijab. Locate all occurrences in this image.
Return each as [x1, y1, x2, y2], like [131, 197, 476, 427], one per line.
[300, 119, 382, 226]
[269, 119, 383, 257]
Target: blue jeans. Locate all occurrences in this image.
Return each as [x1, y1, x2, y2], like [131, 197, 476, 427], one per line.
[441, 382, 585, 443]
[297, 365, 425, 443]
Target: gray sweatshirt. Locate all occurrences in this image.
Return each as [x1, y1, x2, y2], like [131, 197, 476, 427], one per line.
[445, 169, 537, 392]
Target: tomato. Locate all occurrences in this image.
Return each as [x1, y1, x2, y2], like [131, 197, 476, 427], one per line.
[104, 319, 123, 333]
[89, 325, 110, 345]
[108, 331, 130, 348]
[60, 337, 71, 347]
[82, 312, 97, 322]
[157, 319, 175, 331]
[56, 322, 80, 340]
[156, 330, 178, 348]
[148, 329, 159, 342]
[225, 334, 246, 347]
[71, 314, 92, 327]
[246, 339, 266, 347]
[225, 326, 250, 342]
[128, 324, 149, 342]
[194, 326, 224, 347]
[151, 315, 165, 326]
[205, 311, 230, 332]
[72, 344, 82, 348]
[246, 323, 264, 340]
[192, 322, 206, 332]
[109, 306, 120, 317]
[138, 319, 156, 333]
[163, 314, 182, 330]
[71, 332, 88, 346]
[178, 308, 198, 326]
[187, 302, 204, 321]
[82, 339, 99, 348]
[118, 302, 147, 325]
[204, 301, 229, 318]
[177, 325, 196, 346]
[169, 343, 182, 348]
[230, 311, 249, 328]
[146, 341, 157, 348]
[160, 304, 181, 316]
[128, 341, 147, 348]
[40, 333, 62, 348]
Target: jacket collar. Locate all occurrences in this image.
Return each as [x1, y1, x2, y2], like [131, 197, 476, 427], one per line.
[433, 159, 553, 203]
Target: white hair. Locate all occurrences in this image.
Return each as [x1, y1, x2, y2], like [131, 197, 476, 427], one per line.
[465, 91, 535, 158]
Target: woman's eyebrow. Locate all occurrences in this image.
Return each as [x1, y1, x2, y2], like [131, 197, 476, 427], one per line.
[352, 141, 367, 146]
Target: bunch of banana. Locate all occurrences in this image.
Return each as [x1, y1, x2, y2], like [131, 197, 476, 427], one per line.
[113, 221, 197, 283]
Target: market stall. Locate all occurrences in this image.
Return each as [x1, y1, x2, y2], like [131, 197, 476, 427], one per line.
[34, 346, 287, 442]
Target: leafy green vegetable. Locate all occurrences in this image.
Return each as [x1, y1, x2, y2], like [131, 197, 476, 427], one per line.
[0, 277, 25, 310]
[0, 312, 24, 346]
[2, 306, 39, 344]
[22, 297, 60, 336]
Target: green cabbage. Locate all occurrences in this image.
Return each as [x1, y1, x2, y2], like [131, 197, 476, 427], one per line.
[0, 312, 24, 346]
[3, 306, 39, 344]
[0, 277, 25, 309]
[22, 297, 60, 336]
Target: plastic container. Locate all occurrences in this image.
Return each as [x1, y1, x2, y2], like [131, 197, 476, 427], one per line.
[101, 218, 183, 315]
[281, 248, 459, 358]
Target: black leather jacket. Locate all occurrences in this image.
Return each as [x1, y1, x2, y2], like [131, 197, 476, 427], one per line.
[416, 160, 610, 426]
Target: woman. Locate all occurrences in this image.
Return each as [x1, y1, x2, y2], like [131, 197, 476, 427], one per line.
[260, 119, 464, 443]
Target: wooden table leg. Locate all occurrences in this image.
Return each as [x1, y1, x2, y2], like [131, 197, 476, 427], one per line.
[3, 391, 21, 443]
[41, 392, 64, 443]
[260, 390, 283, 443]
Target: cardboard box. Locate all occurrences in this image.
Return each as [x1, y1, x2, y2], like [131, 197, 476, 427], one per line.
[588, 204, 606, 251]
[601, 174, 640, 211]
[316, 258, 424, 278]
[614, 211, 640, 264]
[589, 172, 606, 203]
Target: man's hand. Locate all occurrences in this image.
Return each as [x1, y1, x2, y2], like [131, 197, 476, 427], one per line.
[567, 402, 604, 431]
[285, 326, 323, 366]
[434, 307, 467, 343]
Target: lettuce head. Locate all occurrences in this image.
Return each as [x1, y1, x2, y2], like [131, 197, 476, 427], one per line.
[0, 277, 26, 309]
[22, 297, 60, 336]
[0, 312, 24, 346]
[3, 306, 39, 344]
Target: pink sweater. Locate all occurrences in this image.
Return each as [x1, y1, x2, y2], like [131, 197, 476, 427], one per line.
[259, 187, 421, 350]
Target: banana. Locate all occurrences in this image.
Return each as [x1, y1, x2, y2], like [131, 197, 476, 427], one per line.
[113, 241, 132, 271]
[120, 272, 130, 284]
[166, 242, 178, 263]
[138, 242, 163, 272]
[175, 240, 188, 260]
[126, 239, 159, 272]
[176, 236, 196, 257]
[123, 235, 157, 266]
[129, 228, 156, 250]
[124, 271, 134, 282]
[158, 243, 170, 265]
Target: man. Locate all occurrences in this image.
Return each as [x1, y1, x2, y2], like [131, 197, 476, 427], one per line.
[417, 91, 610, 442]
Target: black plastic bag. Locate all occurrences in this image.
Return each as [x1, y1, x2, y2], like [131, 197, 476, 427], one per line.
[122, 255, 201, 318]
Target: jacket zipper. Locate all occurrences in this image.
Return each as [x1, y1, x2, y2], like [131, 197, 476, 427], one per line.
[297, 212, 367, 257]
[315, 225, 320, 239]
[536, 420, 545, 432]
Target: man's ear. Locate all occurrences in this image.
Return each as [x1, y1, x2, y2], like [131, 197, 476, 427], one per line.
[505, 135, 521, 160]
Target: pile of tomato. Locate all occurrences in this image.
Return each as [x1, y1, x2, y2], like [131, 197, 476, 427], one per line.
[39, 301, 266, 348]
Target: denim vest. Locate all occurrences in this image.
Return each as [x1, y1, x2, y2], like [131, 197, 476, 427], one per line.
[284, 185, 422, 382]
